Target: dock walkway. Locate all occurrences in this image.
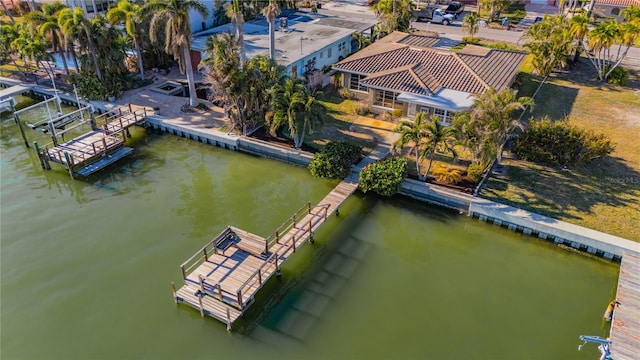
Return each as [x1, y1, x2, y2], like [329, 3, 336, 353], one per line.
[172, 139, 395, 329]
[610, 252, 640, 360]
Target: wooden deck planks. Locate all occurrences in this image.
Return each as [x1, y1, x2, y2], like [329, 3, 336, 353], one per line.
[610, 252, 640, 360]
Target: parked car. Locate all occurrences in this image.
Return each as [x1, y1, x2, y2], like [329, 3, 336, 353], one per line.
[444, 1, 465, 18]
[414, 8, 455, 25]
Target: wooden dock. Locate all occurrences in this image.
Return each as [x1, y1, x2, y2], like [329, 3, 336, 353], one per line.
[609, 252, 640, 360]
[36, 105, 147, 177]
[174, 176, 359, 329]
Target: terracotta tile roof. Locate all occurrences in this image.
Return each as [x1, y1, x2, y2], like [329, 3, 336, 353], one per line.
[396, 33, 441, 49]
[596, 0, 640, 6]
[333, 32, 527, 95]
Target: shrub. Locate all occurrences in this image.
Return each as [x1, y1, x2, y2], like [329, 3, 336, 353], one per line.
[606, 65, 628, 86]
[466, 163, 485, 183]
[461, 36, 480, 44]
[391, 108, 403, 119]
[359, 157, 408, 196]
[355, 103, 371, 116]
[338, 87, 354, 99]
[514, 117, 615, 166]
[68, 73, 110, 100]
[308, 141, 363, 179]
[432, 165, 462, 184]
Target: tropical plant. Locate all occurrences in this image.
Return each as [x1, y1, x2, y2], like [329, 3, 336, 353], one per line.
[522, 15, 572, 77]
[513, 117, 615, 166]
[462, 12, 481, 40]
[25, 2, 70, 75]
[58, 7, 102, 79]
[225, 0, 245, 67]
[262, 0, 280, 60]
[308, 141, 363, 179]
[352, 31, 371, 50]
[372, 0, 416, 33]
[432, 165, 462, 185]
[568, 13, 589, 60]
[12, 24, 53, 71]
[0, 23, 20, 65]
[359, 157, 408, 196]
[466, 163, 485, 183]
[421, 116, 458, 179]
[269, 78, 325, 148]
[393, 112, 430, 180]
[454, 88, 533, 166]
[107, 0, 145, 79]
[479, 0, 509, 21]
[141, 0, 209, 107]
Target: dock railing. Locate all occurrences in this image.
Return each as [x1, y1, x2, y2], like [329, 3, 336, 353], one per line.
[234, 203, 330, 309]
[180, 227, 235, 280]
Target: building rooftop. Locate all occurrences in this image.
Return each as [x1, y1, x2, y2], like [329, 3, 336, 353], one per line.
[333, 32, 527, 95]
[191, 12, 374, 69]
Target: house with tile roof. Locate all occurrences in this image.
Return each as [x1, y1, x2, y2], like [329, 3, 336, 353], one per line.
[591, 0, 640, 21]
[332, 32, 528, 125]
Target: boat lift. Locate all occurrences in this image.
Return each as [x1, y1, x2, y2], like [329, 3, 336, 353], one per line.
[578, 335, 612, 360]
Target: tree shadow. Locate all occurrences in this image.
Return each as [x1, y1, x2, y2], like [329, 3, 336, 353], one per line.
[481, 157, 640, 226]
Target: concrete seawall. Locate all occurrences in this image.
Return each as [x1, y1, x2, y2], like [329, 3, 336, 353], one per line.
[469, 198, 640, 261]
[400, 178, 473, 212]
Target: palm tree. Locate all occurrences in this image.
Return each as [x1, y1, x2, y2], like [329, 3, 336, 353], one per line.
[225, 0, 245, 67]
[393, 111, 430, 180]
[58, 7, 102, 80]
[142, 0, 208, 107]
[462, 12, 481, 40]
[270, 78, 324, 148]
[466, 88, 533, 164]
[26, 2, 70, 75]
[523, 15, 572, 76]
[421, 116, 458, 179]
[569, 13, 589, 60]
[352, 31, 371, 50]
[107, 0, 145, 79]
[262, 0, 280, 60]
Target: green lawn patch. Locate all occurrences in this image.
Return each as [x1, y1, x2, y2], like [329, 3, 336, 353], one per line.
[481, 60, 640, 241]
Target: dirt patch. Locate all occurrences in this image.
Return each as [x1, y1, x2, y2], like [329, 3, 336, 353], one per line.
[249, 127, 318, 153]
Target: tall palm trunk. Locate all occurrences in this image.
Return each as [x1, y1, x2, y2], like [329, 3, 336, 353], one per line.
[134, 36, 144, 79]
[52, 33, 70, 75]
[183, 45, 198, 107]
[268, 18, 275, 60]
[86, 36, 102, 80]
[423, 156, 434, 180]
[414, 147, 423, 180]
[1, 1, 15, 23]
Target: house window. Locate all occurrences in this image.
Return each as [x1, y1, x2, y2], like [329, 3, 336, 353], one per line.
[338, 42, 346, 52]
[432, 108, 453, 125]
[612, 7, 620, 15]
[328, 47, 332, 58]
[373, 89, 402, 109]
[349, 74, 367, 92]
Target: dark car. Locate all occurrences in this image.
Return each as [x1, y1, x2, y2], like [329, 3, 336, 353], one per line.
[444, 1, 465, 18]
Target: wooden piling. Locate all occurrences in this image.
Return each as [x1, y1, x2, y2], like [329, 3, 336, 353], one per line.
[63, 152, 74, 179]
[292, 234, 296, 252]
[324, 206, 328, 221]
[34, 141, 45, 169]
[226, 309, 232, 331]
[237, 290, 243, 308]
[198, 295, 204, 317]
[203, 247, 208, 261]
[171, 282, 177, 304]
[292, 214, 297, 226]
[181, 266, 186, 280]
[276, 230, 280, 244]
[199, 275, 205, 294]
[258, 269, 262, 285]
[14, 113, 29, 148]
[308, 201, 312, 214]
[217, 283, 223, 301]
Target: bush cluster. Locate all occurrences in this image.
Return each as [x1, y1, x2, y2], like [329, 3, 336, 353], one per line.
[308, 141, 363, 179]
[514, 118, 615, 166]
[359, 157, 408, 196]
[466, 163, 485, 183]
[606, 65, 628, 86]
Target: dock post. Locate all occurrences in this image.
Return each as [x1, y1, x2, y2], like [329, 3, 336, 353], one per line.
[63, 152, 74, 179]
[198, 295, 204, 317]
[171, 282, 177, 304]
[181, 266, 186, 280]
[308, 220, 314, 243]
[226, 309, 232, 331]
[102, 138, 107, 156]
[217, 283, 223, 301]
[199, 275, 205, 294]
[258, 270, 262, 285]
[292, 214, 296, 226]
[264, 240, 268, 254]
[33, 141, 45, 169]
[292, 234, 296, 252]
[14, 113, 29, 148]
[275, 252, 281, 279]
[276, 230, 280, 244]
[308, 201, 312, 214]
[89, 111, 97, 130]
[237, 290, 243, 309]
[324, 206, 328, 221]
[203, 247, 208, 261]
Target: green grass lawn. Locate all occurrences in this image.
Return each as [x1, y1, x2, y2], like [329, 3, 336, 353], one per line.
[479, 2, 527, 24]
[481, 60, 640, 241]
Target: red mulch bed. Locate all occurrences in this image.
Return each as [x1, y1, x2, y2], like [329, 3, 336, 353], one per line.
[249, 127, 318, 153]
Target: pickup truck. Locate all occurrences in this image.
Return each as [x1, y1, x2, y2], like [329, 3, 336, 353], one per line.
[414, 7, 455, 25]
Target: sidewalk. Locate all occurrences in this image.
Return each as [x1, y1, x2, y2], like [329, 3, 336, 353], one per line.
[517, 3, 558, 28]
